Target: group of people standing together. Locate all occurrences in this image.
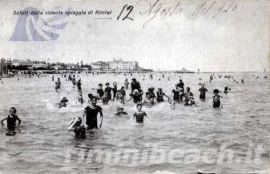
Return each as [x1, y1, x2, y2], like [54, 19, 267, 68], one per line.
[1, 73, 227, 138]
[66, 74, 226, 138]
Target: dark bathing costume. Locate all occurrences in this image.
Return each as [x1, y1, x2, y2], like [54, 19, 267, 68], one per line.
[199, 88, 208, 99]
[134, 111, 147, 123]
[149, 92, 156, 100]
[131, 94, 142, 103]
[213, 95, 221, 108]
[55, 81, 61, 89]
[112, 86, 117, 99]
[84, 105, 102, 129]
[7, 115, 21, 129]
[105, 87, 112, 100]
[131, 81, 140, 92]
[177, 82, 184, 91]
[172, 89, 180, 100]
[156, 91, 165, 102]
[97, 89, 104, 98]
[77, 81, 82, 90]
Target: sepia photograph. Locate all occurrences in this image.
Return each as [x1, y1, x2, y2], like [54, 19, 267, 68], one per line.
[0, 0, 269, 173]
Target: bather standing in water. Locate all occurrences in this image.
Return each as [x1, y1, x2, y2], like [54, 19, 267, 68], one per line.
[213, 89, 222, 108]
[55, 78, 61, 91]
[1, 107, 21, 130]
[83, 97, 103, 130]
[143, 92, 155, 108]
[130, 104, 151, 124]
[198, 84, 208, 100]
[156, 88, 170, 102]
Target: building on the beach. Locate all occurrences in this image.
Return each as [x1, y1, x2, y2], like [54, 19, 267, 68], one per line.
[91, 59, 139, 72]
[173, 67, 195, 73]
[107, 59, 139, 72]
[32, 64, 48, 69]
[11, 59, 33, 67]
[91, 61, 109, 72]
[65, 63, 79, 70]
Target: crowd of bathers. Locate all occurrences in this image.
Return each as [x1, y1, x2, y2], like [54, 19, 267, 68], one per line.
[61, 74, 231, 138]
[1, 72, 267, 138]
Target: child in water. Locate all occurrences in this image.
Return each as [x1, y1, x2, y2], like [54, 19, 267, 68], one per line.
[130, 104, 151, 124]
[213, 89, 222, 108]
[1, 107, 21, 130]
[115, 107, 128, 116]
[59, 97, 68, 108]
[68, 117, 86, 138]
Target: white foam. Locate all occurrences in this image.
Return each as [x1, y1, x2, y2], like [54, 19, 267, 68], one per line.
[248, 169, 270, 174]
[152, 171, 177, 174]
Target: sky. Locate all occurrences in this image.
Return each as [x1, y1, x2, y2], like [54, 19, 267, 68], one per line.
[0, 0, 269, 72]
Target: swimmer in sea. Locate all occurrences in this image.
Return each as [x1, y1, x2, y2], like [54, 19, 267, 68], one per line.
[124, 78, 129, 90]
[224, 87, 231, 94]
[147, 87, 157, 100]
[55, 78, 61, 91]
[72, 75, 76, 87]
[131, 78, 141, 93]
[97, 84, 104, 100]
[210, 75, 213, 83]
[104, 82, 112, 101]
[83, 96, 103, 130]
[115, 107, 128, 116]
[130, 104, 151, 124]
[176, 79, 185, 91]
[101, 92, 109, 105]
[184, 87, 193, 104]
[198, 84, 208, 100]
[116, 86, 126, 104]
[156, 88, 170, 102]
[112, 82, 118, 101]
[172, 85, 181, 102]
[144, 92, 155, 108]
[59, 97, 68, 108]
[127, 89, 143, 104]
[213, 89, 222, 108]
[77, 79, 82, 91]
[77, 91, 84, 104]
[88, 93, 93, 100]
[68, 117, 86, 138]
[168, 99, 175, 109]
[1, 107, 21, 130]
[185, 93, 196, 106]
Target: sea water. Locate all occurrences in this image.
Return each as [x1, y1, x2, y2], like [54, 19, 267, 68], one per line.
[0, 72, 269, 174]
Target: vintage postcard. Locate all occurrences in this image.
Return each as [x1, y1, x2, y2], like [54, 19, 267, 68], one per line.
[0, 0, 269, 174]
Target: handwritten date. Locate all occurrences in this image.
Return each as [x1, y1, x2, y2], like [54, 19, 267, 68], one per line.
[137, 0, 238, 28]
